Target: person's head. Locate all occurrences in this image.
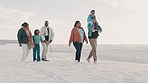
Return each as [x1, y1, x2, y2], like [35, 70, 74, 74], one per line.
[92, 18, 97, 23]
[74, 21, 81, 28]
[44, 20, 49, 27]
[90, 10, 95, 15]
[21, 22, 29, 28]
[34, 29, 40, 35]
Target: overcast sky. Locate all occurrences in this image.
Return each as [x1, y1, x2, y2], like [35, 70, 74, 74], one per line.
[0, 0, 148, 44]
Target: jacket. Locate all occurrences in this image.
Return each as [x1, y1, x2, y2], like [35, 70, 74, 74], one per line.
[17, 28, 28, 44]
[40, 26, 55, 42]
[87, 22, 102, 37]
[69, 27, 88, 45]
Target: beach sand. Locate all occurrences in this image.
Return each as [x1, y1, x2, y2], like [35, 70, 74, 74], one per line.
[0, 44, 148, 83]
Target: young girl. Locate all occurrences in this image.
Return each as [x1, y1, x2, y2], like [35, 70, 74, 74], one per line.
[33, 29, 42, 62]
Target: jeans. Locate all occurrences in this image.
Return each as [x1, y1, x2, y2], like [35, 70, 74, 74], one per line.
[33, 44, 40, 61]
[73, 42, 83, 62]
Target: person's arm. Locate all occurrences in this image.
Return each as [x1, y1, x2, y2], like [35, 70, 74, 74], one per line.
[32, 35, 35, 42]
[87, 15, 92, 23]
[49, 28, 55, 43]
[84, 32, 88, 44]
[81, 28, 88, 44]
[96, 22, 102, 33]
[40, 27, 46, 43]
[69, 28, 74, 46]
[87, 21, 94, 31]
[17, 29, 22, 47]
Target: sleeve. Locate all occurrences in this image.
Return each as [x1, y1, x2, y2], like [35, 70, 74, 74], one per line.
[81, 28, 88, 43]
[17, 29, 22, 44]
[40, 27, 45, 41]
[50, 28, 55, 41]
[98, 25, 102, 33]
[32, 36, 34, 42]
[84, 32, 88, 43]
[87, 21, 94, 31]
[87, 15, 92, 23]
[69, 28, 74, 45]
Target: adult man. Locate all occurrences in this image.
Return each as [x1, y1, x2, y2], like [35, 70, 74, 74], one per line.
[40, 20, 55, 62]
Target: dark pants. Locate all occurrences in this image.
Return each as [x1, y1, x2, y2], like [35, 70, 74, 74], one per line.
[33, 44, 40, 61]
[73, 42, 83, 62]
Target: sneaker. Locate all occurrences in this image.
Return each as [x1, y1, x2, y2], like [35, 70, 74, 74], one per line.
[42, 58, 49, 62]
[86, 58, 90, 63]
[75, 60, 79, 63]
[44, 59, 49, 62]
[33, 59, 36, 62]
[42, 58, 45, 61]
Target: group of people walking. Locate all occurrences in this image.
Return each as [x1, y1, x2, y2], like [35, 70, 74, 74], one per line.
[17, 21, 55, 62]
[17, 10, 102, 64]
[69, 10, 102, 63]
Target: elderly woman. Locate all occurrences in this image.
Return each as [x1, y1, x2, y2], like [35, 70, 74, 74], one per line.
[17, 22, 34, 61]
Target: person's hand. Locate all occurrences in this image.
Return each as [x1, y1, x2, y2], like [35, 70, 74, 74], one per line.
[69, 43, 71, 47]
[43, 40, 47, 43]
[86, 41, 88, 44]
[19, 44, 22, 47]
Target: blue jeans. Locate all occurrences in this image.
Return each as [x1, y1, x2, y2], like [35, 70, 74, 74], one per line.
[73, 42, 83, 62]
[33, 44, 40, 61]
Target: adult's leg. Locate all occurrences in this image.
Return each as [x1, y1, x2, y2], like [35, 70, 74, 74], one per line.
[88, 39, 95, 59]
[92, 39, 97, 61]
[73, 42, 80, 61]
[25, 44, 30, 60]
[21, 44, 28, 61]
[88, 39, 93, 59]
[36, 45, 40, 61]
[42, 43, 48, 60]
[78, 43, 83, 62]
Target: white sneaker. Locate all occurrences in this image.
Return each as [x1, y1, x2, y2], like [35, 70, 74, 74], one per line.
[75, 60, 79, 63]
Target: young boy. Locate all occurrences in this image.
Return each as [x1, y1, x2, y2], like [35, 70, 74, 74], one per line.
[33, 29, 42, 62]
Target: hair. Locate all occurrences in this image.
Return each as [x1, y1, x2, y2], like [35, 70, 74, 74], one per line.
[91, 10, 95, 13]
[21, 22, 29, 27]
[34, 29, 40, 35]
[74, 21, 80, 27]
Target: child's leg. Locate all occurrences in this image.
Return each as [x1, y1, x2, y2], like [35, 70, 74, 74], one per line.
[33, 46, 37, 61]
[37, 45, 40, 61]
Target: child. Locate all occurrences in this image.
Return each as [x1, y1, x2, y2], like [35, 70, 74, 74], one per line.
[33, 29, 42, 62]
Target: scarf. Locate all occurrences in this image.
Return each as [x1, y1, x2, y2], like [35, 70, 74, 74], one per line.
[22, 27, 35, 50]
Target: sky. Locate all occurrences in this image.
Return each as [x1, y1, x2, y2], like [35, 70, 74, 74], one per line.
[0, 0, 148, 44]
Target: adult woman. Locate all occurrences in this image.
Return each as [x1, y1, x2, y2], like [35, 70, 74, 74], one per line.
[86, 17, 102, 64]
[69, 21, 88, 62]
[17, 22, 34, 61]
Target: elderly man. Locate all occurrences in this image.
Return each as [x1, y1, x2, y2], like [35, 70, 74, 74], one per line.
[40, 20, 55, 62]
